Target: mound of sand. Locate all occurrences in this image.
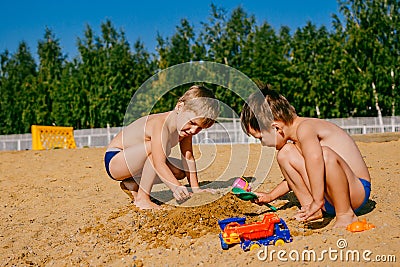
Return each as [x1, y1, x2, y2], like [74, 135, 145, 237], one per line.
[1, 134, 399, 266]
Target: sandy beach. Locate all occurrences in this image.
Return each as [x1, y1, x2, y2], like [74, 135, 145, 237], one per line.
[1, 133, 399, 266]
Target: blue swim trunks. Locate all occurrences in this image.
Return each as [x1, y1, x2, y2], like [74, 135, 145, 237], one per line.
[324, 178, 371, 215]
[104, 148, 122, 180]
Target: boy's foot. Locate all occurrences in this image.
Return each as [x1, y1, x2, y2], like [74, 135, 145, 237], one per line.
[306, 209, 324, 222]
[333, 212, 357, 228]
[120, 178, 139, 201]
[134, 199, 162, 210]
[293, 209, 323, 222]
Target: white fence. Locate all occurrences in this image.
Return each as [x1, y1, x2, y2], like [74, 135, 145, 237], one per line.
[1, 116, 399, 151]
[326, 116, 400, 134]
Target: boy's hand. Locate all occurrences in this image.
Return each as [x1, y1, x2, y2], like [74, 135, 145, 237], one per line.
[172, 185, 191, 201]
[253, 192, 273, 205]
[296, 201, 324, 221]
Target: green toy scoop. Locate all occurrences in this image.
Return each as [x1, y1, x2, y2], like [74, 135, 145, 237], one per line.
[231, 187, 258, 200]
[231, 187, 278, 211]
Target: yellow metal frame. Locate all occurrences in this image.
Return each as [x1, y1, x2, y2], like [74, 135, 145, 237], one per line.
[31, 125, 76, 150]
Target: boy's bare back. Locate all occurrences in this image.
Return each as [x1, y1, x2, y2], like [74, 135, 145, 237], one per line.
[294, 117, 370, 181]
[108, 111, 179, 153]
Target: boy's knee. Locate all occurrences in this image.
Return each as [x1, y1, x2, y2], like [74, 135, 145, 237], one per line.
[277, 143, 296, 165]
[321, 146, 337, 165]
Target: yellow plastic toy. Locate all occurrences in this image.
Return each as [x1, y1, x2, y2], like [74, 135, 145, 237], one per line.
[31, 125, 76, 150]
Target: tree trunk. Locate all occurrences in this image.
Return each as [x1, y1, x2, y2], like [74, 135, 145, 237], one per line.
[372, 82, 384, 133]
[391, 69, 395, 116]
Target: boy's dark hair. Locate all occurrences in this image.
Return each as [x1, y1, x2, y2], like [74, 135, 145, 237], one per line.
[240, 86, 296, 135]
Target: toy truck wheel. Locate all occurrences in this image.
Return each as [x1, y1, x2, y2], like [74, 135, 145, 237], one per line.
[219, 233, 229, 250]
[274, 239, 285, 246]
[249, 243, 261, 251]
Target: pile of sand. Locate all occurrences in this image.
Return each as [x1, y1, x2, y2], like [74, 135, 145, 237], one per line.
[1, 133, 399, 266]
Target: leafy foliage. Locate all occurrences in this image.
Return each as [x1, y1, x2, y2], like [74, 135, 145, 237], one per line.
[1, 0, 399, 134]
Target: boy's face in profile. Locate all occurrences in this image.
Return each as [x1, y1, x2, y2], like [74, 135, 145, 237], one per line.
[176, 110, 208, 138]
[247, 125, 285, 149]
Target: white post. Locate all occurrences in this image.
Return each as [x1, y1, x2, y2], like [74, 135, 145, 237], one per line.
[233, 117, 237, 143]
[107, 123, 111, 144]
[240, 130, 245, 144]
[391, 116, 395, 132]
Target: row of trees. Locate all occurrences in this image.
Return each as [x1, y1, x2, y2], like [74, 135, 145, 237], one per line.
[1, 0, 399, 134]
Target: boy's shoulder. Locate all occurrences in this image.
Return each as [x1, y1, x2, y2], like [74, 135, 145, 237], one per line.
[295, 117, 336, 136]
[126, 112, 168, 131]
[146, 112, 174, 133]
[297, 117, 329, 128]
[138, 112, 168, 123]
[296, 117, 319, 129]
[296, 117, 347, 140]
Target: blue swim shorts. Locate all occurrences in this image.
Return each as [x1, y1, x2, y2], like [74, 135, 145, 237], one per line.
[324, 178, 371, 215]
[104, 148, 122, 180]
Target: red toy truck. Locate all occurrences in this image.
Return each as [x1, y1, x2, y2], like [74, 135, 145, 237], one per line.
[218, 213, 292, 251]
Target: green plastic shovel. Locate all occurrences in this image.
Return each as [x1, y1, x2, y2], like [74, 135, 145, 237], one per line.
[231, 187, 278, 211]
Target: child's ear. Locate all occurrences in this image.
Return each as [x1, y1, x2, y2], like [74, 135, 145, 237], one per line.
[271, 121, 284, 134]
[175, 101, 184, 111]
[271, 121, 281, 131]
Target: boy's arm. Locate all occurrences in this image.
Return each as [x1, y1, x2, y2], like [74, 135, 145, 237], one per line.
[269, 180, 290, 200]
[179, 136, 201, 191]
[255, 180, 290, 203]
[296, 122, 325, 217]
[151, 125, 189, 200]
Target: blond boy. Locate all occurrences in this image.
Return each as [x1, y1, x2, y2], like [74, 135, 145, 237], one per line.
[240, 88, 371, 227]
[105, 85, 219, 209]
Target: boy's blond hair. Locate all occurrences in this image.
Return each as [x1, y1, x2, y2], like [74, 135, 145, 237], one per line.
[241, 87, 296, 135]
[178, 85, 220, 128]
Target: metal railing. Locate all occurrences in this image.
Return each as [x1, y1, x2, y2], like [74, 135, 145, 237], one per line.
[1, 116, 399, 151]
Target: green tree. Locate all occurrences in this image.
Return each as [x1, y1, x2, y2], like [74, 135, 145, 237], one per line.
[337, 0, 400, 119]
[285, 22, 332, 117]
[200, 4, 228, 63]
[0, 42, 37, 134]
[200, 5, 257, 113]
[77, 20, 153, 128]
[3, 2, 400, 136]
[243, 22, 283, 86]
[154, 19, 200, 113]
[223, 6, 256, 69]
[34, 28, 66, 126]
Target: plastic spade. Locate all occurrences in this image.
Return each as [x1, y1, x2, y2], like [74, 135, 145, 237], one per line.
[231, 187, 278, 211]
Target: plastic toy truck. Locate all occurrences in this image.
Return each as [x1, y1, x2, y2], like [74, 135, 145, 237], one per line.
[218, 213, 292, 251]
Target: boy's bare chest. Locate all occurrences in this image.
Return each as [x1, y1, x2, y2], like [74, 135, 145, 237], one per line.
[168, 131, 180, 148]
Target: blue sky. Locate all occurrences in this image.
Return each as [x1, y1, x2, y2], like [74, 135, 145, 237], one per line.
[1, 1, 340, 59]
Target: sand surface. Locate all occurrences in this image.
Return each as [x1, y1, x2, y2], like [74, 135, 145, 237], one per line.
[1, 133, 399, 266]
